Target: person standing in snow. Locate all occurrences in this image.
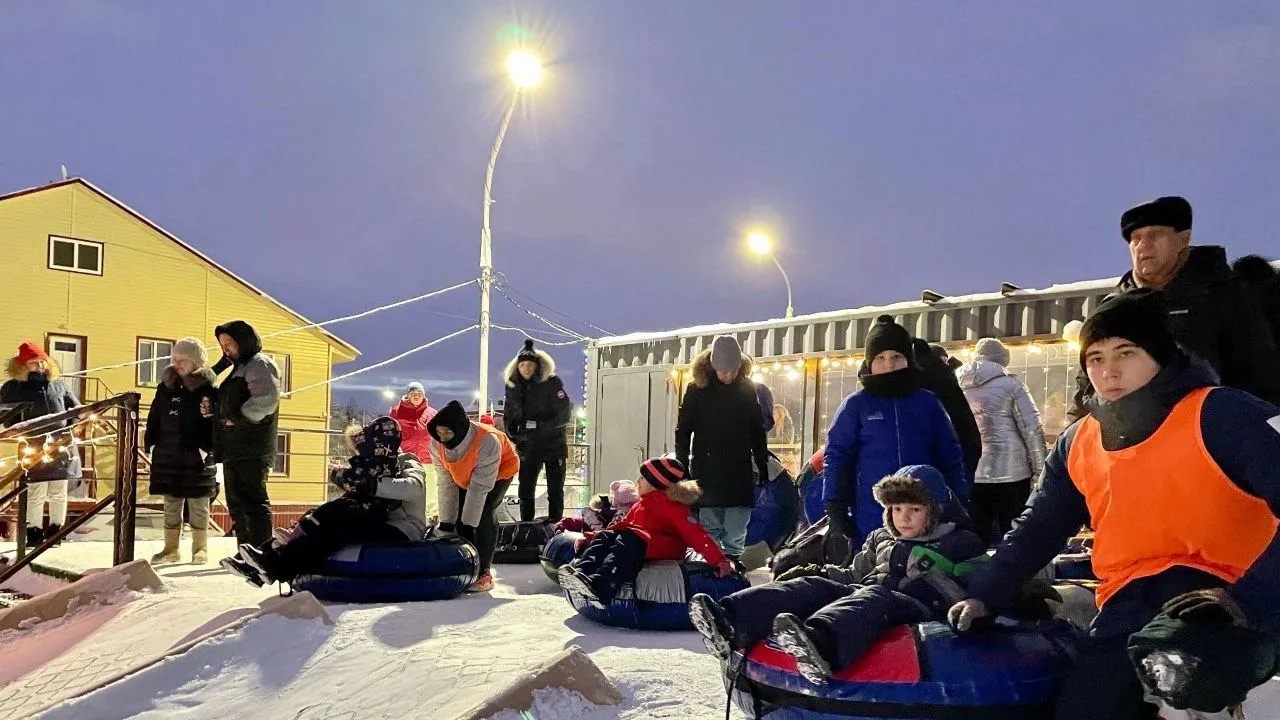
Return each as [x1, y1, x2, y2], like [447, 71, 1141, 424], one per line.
[1, 342, 82, 548]
[956, 338, 1047, 545]
[675, 335, 771, 565]
[211, 320, 281, 550]
[949, 290, 1280, 719]
[503, 340, 572, 522]
[428, 400, 521, 593]
[824, 316, 969, 544]
[389, 381, 435, 462]
[145, 337, 219, 565]
[912, 338, 982, 481]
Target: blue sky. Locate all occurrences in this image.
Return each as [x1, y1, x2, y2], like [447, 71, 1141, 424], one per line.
[4, 2, 1279, 410]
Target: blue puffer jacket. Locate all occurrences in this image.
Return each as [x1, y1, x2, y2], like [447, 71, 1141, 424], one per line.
[823, 383, 970, 541]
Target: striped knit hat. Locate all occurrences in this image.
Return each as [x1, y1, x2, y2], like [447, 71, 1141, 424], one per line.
[639, 456, 686, 489]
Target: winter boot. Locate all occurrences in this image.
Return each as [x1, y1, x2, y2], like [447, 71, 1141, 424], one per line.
[239, 543, 284, 583]
[190, 528, 208, 565]
[151, 528, 182, 565]
[219, 555, 266, 587]
[44, 523, 63, 547]
[467, 573, 494, 593]
[557, 565, 601, 604]
[689, 593, 735, 661]
[24, 525, 43, 548]
[773, 613, 833, 685]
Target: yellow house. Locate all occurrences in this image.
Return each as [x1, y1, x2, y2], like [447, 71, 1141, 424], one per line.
[0, 178, 359, 505]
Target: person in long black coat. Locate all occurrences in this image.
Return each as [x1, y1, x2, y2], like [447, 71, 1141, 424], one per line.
[145, 338, 219, 565]
[912, 339, 982, 481]
[503, 340, 573, 521]
[675, 335, 770, 562]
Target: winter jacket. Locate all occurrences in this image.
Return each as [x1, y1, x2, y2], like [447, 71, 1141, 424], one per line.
[503, 348, 572, 458]
[430, 421, 520, 528]
[822, 369, 970, 541]
[145, 366, 219, 498]
[1, 363, 83, 482]
[957, 360, 1048, 484]
[375, 453, 429, 541]
[211, 321, 281, 463]
[913, 339, 983, 480]
[966, 353, 1280, 638]
[389, 398, 435, 461]
[584, 489, 728, 566]
[675, 349, 770, 508]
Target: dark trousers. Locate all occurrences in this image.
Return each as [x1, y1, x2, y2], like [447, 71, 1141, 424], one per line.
[223, 458, 273, 546]
[518, 449, 566, 521]
[270, 496, 410, 581]
[450, 479, 513, 573]
[1054, 634, 1158, 720]
[571, 529, 648, 604]
[972, 478, 1031, 545]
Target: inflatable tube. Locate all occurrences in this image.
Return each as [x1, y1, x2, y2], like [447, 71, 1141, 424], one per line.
[541, 531, 581, 584]
[564, 560, 750, 631]
[799, 469, 825, 527]
[293, 536, 479, 603]
[726, 620, 1081, 720]
[493, 520, 555, 564]
[745, 472, 803, 552]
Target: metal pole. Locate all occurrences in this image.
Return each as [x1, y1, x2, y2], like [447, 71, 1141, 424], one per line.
[770, 253, 795, 318]
[479, 88, 523, 412]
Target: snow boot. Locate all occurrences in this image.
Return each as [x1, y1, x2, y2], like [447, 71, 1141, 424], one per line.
[773, 613, 832, 685]
[689, 593, 734, 661]
[220, 555, 266, 587]
[151, 528, 182, 565]
[25, 525, 43, 548]
[467, 573, 494, 593]
[557, 565, 601, 604]
[44, 523, 63, 547]
[239, 543, 283, 582]
[190, 528, 208, 565]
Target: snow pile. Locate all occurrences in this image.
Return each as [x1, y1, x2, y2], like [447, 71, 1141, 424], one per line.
[485, 687, 615, 720]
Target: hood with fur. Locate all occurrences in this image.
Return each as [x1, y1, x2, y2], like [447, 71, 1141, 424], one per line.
[161, 366, 216, 391]
[873, 464, 955, 537]
[503, 346, 557, 387]
[689, 348, 754, 389]
[663, 479, 704, 506]
[6, 357, 61, 382]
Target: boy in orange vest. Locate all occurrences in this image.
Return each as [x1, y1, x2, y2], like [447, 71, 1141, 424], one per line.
[949, 289, 1280, 719]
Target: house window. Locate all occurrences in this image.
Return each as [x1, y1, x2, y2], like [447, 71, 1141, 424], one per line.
[264, 352, 292, 394]
[137, 339, 174, 387]
[272, 433, 290, 476]
[48, 236, 104, 276]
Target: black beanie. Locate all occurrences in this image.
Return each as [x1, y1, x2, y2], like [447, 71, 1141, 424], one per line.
[1121, 196, 1193, 242]
[426, 400, 471, 450]
[517, 339, 540, 364]
[1078, 290, 1179, 368]
[865, 315, 913, 360]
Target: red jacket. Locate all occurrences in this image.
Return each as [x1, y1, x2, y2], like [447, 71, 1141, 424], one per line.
[586, 491, 727, 565]
[390, 399, 436, 461]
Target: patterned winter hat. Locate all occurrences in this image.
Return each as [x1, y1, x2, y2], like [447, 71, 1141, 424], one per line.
[639, 456, 686, 489]
[348, 416, 402, 458]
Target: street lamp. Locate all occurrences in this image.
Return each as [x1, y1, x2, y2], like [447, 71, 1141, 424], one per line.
[478, 49, 544, 415]
[747, 231, 795, 318]
[381, 389, 396, 401]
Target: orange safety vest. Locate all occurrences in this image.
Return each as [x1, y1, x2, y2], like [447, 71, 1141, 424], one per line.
[435, 422, 521, 489]
[1067, 387, 1279, 609]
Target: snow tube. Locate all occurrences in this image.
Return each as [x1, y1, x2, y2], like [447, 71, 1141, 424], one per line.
[293, 536, 479, 603]
[564, 560, 750, 631]
[541, 530, 581, 584]
[798, 468, 826, 527]
[492, 520, 555, 564]
[745, 469, 803, 552]
[726, 619, 1082, 719]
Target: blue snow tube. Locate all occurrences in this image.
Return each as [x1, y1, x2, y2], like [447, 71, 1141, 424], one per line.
[798, 468, 826, 527]
[745, 471, 803, 552]
[541, 531, 581, 583]
[564, 560, 750, 631]
[726, 619, 1082, 719]
[293, 535, 479, 603]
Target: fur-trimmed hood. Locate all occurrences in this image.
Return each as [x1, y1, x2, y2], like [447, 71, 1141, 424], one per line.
[161, 366, 216, 392]
[689, 348, 754, 389]
[6, 357, 60, 382]
[504, 347, 557, 387]
[664, 479, 704, 506]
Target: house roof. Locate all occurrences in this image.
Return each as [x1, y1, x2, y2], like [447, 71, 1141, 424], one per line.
[0, 177, 359, 360]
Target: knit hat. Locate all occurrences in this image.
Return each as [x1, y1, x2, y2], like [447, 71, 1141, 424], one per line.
[1078, 289, 1178, 369]
[479, 414, 495, 426]
[406, 381, 425, 394]
[639, 455, 687, 489]
[517, 340, 542, 366]
[609, 479, 639, 507]
[426, 400, 471, 450]
[974, 337, 1010, 367]
[15, 342, 48, 366]
[1121, 196, 1193, 242]
[709, 335, 744, 373]
[864, 315, 913, 360]
[171, 337, 209, 368]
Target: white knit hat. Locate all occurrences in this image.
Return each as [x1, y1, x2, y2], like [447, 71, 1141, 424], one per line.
[171, 337, 209, 368]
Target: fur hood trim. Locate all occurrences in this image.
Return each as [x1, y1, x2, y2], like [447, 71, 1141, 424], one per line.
[6, 357, 61, 381]
[161, 366, 216, 391]
[689, 348, 754, 389]
[665, 479, 703, 505]
[503, 346, 557, 387]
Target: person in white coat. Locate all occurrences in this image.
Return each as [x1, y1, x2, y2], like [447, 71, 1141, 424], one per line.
[956, 338, 1048, 544]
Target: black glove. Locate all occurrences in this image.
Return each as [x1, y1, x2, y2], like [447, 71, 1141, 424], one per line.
[457, 524, 478, 544]
[824, 501, 856, 540]
[1162, 588, 1250, 627]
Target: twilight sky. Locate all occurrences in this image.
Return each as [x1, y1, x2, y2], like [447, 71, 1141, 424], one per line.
[3, 2, 1279, 411]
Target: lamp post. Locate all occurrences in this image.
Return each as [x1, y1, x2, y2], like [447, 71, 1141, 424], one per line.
[478, 50, 544, 414]
[747, 231, 794, 318]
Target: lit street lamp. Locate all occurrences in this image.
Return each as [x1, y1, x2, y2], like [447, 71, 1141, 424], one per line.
[381, 389, 396, 401]
[477, 49, 544, 414]
[747, 231, 795, 318]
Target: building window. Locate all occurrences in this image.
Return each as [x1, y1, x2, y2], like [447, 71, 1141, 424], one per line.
[48, 236, 104, 276]
[264, 352, 292, 394]
[272, 433, 290, 475]
[137, 338, 174, 387]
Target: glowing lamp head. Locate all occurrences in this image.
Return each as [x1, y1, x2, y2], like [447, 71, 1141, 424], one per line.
[506, 50, 544, 88]
[747, 232, 773, 256]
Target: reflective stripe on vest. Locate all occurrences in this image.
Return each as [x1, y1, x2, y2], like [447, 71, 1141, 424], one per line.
[437, 423, 520, 489]
[1067, 387, 1278, 609]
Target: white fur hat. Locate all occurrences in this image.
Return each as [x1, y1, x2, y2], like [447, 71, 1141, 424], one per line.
[171, 337, 209, 368]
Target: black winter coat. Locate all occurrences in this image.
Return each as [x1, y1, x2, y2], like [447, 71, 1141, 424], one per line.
[504, 372, 572, 458]
[912, 339, 982, 480]
[674, 350, 770, 508]
[145, 367, 219, 498]
[0, 368, 83, 481]
[212, 321, 281, 463]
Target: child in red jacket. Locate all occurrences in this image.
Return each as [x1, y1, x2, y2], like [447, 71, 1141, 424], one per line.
[559, 456, 735, 604]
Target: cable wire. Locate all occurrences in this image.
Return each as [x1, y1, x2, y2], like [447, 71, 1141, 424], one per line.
[283, 325, 477, 398]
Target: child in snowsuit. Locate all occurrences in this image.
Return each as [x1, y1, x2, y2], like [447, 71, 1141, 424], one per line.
[553, 480, 638, 534]
[690, 465, 986, 685]
[558, 457, 735, 605]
